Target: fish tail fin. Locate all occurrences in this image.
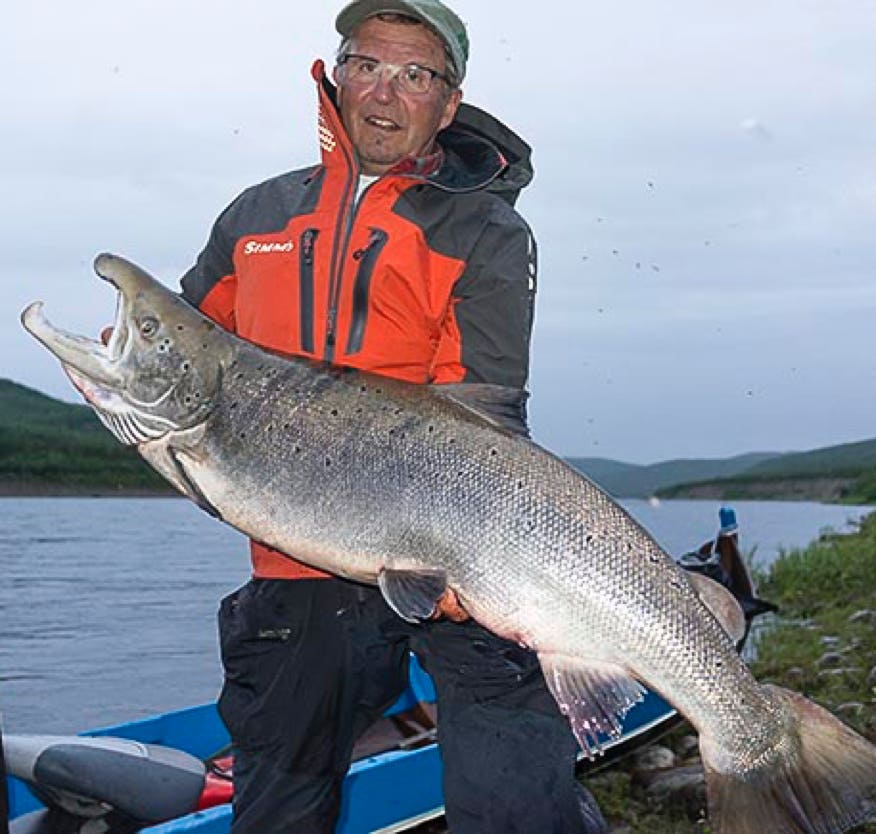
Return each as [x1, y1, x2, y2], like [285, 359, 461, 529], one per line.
[701, 685, 876, 834]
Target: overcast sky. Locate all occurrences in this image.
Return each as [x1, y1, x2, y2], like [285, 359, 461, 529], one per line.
[2, 1, 874, 463]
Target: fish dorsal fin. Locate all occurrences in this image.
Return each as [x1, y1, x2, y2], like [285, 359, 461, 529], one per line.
[431, 383, 505, 426]
[538, 654, 646, 759]
[430, 383, 529, 436]
[687, 573, 746, 644]
[378, 568, 447, 623]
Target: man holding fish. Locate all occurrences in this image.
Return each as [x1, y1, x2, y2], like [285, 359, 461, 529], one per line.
[179, 1, 597, 832]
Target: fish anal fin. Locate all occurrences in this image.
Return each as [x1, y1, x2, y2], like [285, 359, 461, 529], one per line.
[538, 654, 646, 759]
[378, 568, 447, 623]
[687, 573, 746, 644]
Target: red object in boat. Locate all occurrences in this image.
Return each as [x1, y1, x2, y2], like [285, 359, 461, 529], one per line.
[196, 754, 234, 810]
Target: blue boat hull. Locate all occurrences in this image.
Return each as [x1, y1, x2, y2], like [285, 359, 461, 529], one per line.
[6, 660, 678, 834]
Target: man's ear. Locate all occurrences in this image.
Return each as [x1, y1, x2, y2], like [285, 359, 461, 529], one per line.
[332, 64, 344, 103]
[439, 88, 463, 131]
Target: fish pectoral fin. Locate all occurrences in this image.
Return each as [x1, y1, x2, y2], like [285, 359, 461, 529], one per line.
[686, 573, 746, 644]
[378, 568, 447, 623]
[538, 654, 646, 759]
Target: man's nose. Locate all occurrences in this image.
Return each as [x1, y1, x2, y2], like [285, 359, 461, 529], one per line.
[371, 68, 398, 103]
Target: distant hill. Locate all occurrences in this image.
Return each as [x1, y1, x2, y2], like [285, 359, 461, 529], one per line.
[651, 438, 876, 504]
[568, 453, 781, 498]
[744, 439, 876, 478]
[0, 378, 169, 494]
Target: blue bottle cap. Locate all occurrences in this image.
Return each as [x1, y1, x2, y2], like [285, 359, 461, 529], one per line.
[719, 506, 738, 536]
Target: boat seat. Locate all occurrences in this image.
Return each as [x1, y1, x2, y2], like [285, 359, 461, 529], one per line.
[4, 734, 205, 824]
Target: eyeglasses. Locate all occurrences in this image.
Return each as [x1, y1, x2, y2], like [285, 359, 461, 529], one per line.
[337, 53, 450, 96]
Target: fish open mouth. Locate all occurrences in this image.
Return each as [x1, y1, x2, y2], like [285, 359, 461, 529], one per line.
[20, 252, 157, 384]
[20, 266, 175, 447]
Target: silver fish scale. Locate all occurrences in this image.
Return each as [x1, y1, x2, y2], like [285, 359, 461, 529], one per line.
[198, 352, 783, 765]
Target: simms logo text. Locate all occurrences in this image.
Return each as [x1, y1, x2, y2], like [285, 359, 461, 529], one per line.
[243, 240, 294, 255]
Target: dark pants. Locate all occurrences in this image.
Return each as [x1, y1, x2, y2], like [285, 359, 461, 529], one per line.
[218, 577, 600, 834]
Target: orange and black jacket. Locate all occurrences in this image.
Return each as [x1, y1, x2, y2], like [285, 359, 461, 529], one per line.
[180, 61, 538, 580]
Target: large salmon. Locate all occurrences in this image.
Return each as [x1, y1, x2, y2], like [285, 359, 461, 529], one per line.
[21, 254, 876, 834]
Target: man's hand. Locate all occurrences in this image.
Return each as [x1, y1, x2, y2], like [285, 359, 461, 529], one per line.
[100, 326, 113, 346]
[432, 588, 470, 622]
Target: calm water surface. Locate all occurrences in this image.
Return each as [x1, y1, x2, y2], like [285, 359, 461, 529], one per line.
[0, 496, 870, 733]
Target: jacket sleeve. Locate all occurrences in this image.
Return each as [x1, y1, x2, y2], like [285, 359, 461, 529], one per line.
[179, 204, 239, 333]
[430, 202, 537, 390]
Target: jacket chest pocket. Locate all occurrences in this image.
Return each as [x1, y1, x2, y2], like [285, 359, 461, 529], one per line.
[345, 228, 389, 355]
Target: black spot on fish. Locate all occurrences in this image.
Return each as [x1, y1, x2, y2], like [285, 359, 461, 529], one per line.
[176, 325, 185, 331]
[325, 457, 332, 467]
[490, 449, 498, 457]
[181, 361, 190, 372]
[331, 409, 339, 416]
[230, 402, 238, 410]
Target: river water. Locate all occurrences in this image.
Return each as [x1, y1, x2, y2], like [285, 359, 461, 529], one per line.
[0, 496, 870, 734]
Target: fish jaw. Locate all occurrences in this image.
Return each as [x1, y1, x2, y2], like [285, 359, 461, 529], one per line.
[21, 301, 121, 389]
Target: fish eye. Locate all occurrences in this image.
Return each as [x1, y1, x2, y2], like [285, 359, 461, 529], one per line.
[139, 316, 160, 339]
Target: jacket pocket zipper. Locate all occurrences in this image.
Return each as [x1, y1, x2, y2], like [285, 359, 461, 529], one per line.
[345, 229, 388, 356]
[299, 228, 319, 354]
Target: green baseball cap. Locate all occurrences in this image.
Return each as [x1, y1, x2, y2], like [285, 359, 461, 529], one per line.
[336, 0, 469, 83]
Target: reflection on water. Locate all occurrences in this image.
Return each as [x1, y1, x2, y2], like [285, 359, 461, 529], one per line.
[0, 496, 870, 733]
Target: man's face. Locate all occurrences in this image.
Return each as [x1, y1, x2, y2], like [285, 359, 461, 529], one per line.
[334, 17, 462, 176]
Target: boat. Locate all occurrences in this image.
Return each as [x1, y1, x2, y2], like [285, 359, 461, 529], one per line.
[4, 657, 444, 834]
[3, 507, 774, 834]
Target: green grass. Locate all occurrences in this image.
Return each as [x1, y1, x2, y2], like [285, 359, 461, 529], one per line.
[752, 513, 876, 743]
[584, 513, 876, 833]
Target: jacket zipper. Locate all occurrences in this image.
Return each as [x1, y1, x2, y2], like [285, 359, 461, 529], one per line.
[345, 229, 388, 355]
[298, 228, 319, 354]
[324, 154, 359, 362]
